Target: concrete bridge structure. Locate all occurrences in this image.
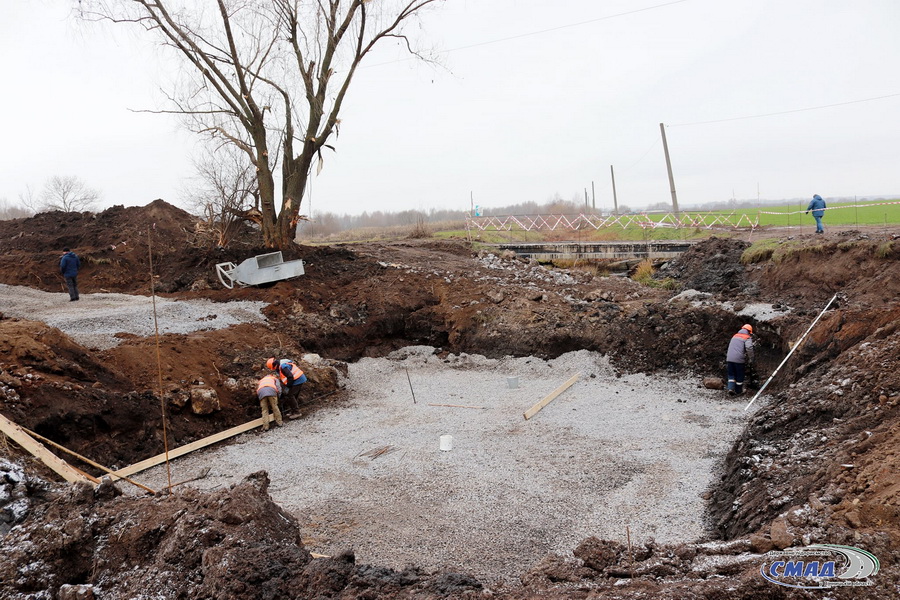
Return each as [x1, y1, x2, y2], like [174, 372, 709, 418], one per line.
[498, 240, 697, 262]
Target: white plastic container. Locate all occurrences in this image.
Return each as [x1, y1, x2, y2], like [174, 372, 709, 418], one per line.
[439, 434, 453, 451]
[507, 376, 520, 389]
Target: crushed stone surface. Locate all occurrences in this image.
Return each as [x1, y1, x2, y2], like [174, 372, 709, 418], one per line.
[0, 283, 267, 349]
[669, 289, 791, 321]
[135, 346, 767, 583]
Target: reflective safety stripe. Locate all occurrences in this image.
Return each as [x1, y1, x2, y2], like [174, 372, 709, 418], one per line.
[278, 361, 305, 385]
[257, 375, 280, 394]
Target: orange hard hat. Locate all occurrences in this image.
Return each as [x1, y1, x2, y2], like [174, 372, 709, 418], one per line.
[742, 324, 753, 334]
[266, 357, 277, 370]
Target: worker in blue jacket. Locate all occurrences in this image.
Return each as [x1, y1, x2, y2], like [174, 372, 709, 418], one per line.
[59, 247, 80, 301]
[806, 194, 827, 234]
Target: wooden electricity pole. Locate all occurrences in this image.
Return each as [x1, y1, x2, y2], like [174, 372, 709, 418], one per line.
[610, 165, 619, 215]
[659, 123, 680, 215]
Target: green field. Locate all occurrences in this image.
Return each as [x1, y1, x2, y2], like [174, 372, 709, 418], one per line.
[441, 199, 900, 244]
[707, 199, 900, 227]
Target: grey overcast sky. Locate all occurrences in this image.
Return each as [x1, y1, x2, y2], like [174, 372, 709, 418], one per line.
[2, 0, 899, 217]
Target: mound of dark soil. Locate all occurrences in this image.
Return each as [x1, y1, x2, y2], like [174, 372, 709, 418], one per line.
[0, 469, 483, 599]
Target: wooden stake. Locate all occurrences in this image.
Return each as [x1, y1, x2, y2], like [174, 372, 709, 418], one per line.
[405, 368, 417, 404]
[523, 373, 580, 420]
[627, 525, 635, 579]
[0, 413, 98, 485]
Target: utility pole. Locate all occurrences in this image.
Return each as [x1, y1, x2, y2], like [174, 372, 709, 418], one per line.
[610, 165, 619, 216]
[591, 181, 596, 213]
[659, 122, 679, 215]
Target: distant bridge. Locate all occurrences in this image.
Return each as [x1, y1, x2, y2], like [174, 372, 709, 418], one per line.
[498, 240, 696, 261]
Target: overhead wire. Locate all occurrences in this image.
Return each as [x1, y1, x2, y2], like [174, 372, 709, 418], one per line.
[441, 0, 691, 54]
[361, 0, 691, 69]
[669, 92, 900, 127]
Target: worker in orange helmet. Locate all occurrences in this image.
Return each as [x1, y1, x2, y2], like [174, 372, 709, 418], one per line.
[266, 357, 307, 413]
[725, 324, 755, 396]
[256, 374, 283, 431]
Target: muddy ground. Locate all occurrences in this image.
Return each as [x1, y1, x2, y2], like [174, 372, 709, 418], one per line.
[0, 200, 899, 599]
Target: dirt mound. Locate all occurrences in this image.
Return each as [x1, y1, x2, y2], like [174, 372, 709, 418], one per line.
[0, 468, 482, 599]
[660, 235, 753, 296]
[0, 200, 273, 294]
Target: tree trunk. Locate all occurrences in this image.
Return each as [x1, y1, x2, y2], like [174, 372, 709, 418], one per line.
[253, 130, 279, 247]
[274, 143, 316, 248]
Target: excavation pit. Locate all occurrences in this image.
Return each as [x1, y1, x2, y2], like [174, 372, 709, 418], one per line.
[137, 347, 763, 582]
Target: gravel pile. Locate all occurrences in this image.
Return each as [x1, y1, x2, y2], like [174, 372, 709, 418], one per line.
[0, 284, 267, 349]
[135, 346, 766, 583]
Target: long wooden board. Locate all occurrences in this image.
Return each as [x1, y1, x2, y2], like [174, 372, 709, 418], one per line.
[523, 373, 580, 420]
[112, 417, 266, 478]
[0, 412, 99, 485]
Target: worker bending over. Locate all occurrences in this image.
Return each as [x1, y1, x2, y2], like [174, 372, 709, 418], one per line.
[266, 357, 307, 413]
[256, 374, 284, 431]
[726, 324, 755, 395]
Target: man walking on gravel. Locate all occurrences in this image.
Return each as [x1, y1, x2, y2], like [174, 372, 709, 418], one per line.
[726, 324, 755, 395]
[256, 374, 284, 431]
[59, 247, 80, 301]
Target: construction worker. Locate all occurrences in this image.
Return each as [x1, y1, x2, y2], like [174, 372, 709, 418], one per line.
[266, 357, 307, 412]
[726, 324, 755, 396]
[256, 374, 284, 431]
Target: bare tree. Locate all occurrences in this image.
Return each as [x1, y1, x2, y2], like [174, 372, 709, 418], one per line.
[40, 175, 101, 212]
[0, 198, 33, 220]
[186, 143, 260, 248]
[79, 0, 443, 248]
[17, 184, 40, 214]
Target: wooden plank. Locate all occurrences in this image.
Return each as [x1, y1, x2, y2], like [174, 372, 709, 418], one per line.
[24, 426, 156, 494]
[523, 373, 580, 420]
[0, 412, 98, 485]
[112, 417, 266, 478]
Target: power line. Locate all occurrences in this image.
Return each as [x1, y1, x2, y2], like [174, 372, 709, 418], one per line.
[669, 92, 900, 127]
[444, 0, 690, 54]
[621, 137, 661, 173]
[363, 0, 690, 69]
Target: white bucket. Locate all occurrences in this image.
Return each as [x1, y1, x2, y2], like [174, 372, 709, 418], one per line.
[439, 434, 453, 451]
[507, 376, 520, 389]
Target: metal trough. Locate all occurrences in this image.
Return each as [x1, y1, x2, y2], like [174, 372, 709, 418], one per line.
[216, 251, 305, 289]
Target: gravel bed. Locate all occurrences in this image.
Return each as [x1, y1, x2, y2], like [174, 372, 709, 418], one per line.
[135, 346, 766, 583]
[0, 284, 267, 349]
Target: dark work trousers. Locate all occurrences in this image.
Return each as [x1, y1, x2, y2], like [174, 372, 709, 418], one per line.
[727, 361, 746, 394]
[65, 276, 79, 301]
[283, 384, 303, 412]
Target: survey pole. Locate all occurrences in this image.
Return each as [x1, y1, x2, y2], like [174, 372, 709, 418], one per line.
[660, 122, 680, 215]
